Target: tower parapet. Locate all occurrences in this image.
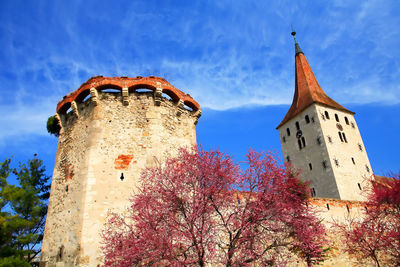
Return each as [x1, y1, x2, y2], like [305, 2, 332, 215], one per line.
[41, 76, 201, 267]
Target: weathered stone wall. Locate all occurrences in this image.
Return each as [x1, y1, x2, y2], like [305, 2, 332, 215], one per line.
[311, 198, 377, 267]
[41, 89, 199, 266]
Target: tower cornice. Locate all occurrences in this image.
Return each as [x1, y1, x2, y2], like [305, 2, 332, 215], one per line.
[57, 76, 200, 114]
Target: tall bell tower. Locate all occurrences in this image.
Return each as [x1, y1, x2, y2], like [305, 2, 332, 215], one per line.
[277, 32, 373, 201]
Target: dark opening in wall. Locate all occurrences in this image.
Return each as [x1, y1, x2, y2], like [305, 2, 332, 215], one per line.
[82, 93, 91, 102]
[282, 136, 286, 143]
[351, 122, 355, 128]
[305, 115, 310, 124]
[325, 111, 330, 119]
[301, 136, 306, 148]
[345, 117, 349, 125]
[335, 113, 339, 122]
[351, 157, 356, 165]
[322, 160, 328, 169]
[317, 137, 322, 145]
[366, 165, 370, 173]
[342, 133, 348, 143]
[338, 132, 343, 142]
[326, 203, 330, 210]
[286, 128, 291, 136]
[358, 183, 362, 190]
[311, 188, 316, 197]
[346, 205, 350, 213]
[295, 121, 300, 130]
[358, 143, 363, 151]
[327, 136, 333, 143]
[120, 173, 124, 181]
[334, 158, 339, 167]
[298, 139, 302, 150]
[286, 156, 290, 162]
[309, 163, 312, 170]
[57, 246, 64, 262]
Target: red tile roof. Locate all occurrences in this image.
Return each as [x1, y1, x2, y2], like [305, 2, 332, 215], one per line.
[277, 49, 354, 129]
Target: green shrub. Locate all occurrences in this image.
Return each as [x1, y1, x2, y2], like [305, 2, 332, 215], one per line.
[46, 115, 61, 137]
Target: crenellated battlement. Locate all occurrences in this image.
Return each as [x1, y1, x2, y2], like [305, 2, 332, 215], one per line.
[55, 76, 202, 131]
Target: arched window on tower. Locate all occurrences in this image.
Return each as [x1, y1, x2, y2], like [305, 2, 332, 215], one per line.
[295, 121, 300, 130]
[345, 116, 349, 125]
[335, 113, 339, 122]
[338, 132, 343, 142]
[305, 115, 310, 124]
[287, 128, 291, 136]
[325, 111, 330, 119]
[342, 132, 348, 143]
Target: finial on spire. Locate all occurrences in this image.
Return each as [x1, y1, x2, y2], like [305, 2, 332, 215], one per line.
[290, 26, 303, 55]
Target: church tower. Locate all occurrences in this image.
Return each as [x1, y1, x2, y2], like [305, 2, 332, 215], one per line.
[277, 32, 373, 201]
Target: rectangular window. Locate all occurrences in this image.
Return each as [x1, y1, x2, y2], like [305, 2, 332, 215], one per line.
[309, 163, 312, 170]
[351, 157, 356, 165]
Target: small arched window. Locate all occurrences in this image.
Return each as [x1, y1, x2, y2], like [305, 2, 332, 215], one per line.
[342, 132, 348, 143]
[295, 121, 300, 130]
[345, 117, 349, 125]
[338, 132, 343, 142]
[301, 136, 306, 147]
[309, 163, 313, 170]
[298, 139, 303, 150]
[324, 111, 330, 119]
[335, 113, 339, 122]
[305, 115, 310, 124]
[286, 128, 291, 136]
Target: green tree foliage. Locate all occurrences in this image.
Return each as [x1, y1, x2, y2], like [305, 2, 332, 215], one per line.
[46, 115, 60, 137]
[0, 156, 50, 265]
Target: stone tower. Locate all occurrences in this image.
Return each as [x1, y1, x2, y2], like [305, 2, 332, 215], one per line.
[41, 76, 201, 267]
[277, 34, 373, 201]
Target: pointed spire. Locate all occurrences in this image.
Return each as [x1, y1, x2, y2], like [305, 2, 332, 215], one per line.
[291, 29, 303, 55]
[276, 31, 354, 129]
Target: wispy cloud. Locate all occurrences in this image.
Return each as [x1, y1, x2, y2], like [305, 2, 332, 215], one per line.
[0, 0, 399, 144]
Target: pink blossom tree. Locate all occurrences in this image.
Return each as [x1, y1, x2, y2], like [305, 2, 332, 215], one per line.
[102, 148, 326, 266]
[338, 173, 400, 267]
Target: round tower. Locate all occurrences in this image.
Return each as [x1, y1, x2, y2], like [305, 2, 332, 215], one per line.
[41, 76, 201, 267]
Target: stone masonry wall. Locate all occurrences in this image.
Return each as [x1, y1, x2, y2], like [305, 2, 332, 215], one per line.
[41, 90, 198, 267]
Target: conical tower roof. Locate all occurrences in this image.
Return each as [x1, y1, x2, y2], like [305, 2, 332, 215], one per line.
[277, 34, 354, 129]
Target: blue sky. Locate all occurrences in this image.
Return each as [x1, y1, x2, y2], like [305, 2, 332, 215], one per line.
[0, 0, 399, 177]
